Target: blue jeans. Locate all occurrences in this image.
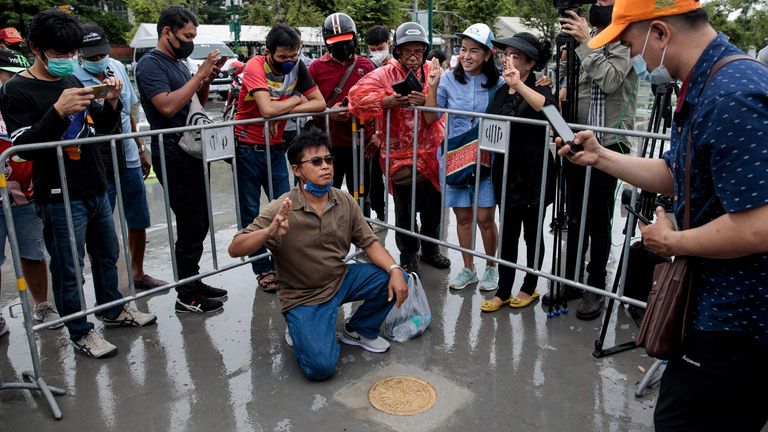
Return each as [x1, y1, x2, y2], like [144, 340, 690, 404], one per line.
[39, 192, 123, 341]
[235, 146, 290, 275]
[285, 263, 397, 381]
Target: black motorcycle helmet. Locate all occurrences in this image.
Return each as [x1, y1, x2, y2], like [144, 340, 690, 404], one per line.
[393, 22, 429, 63]
[322, 13, 357, 51]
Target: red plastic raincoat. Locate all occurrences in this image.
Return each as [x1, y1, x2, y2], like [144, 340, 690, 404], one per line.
[348, 59, 445, 192]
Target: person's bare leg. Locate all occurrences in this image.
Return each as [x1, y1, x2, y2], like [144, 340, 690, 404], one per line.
[453, 207, 475, 270]
[477, 207, 498, 267]
[129, 229, 146, 280]
[21, 258, 48, 304]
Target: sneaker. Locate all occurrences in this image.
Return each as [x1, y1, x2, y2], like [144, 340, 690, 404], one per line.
[448, 267, 479, 290]
[576, 292, 605, 321]
[340, 326, 390, 353]
[0, 316, 8, 337]
[420, 252, 451, 269]
[478, 266, 499, 291]
[197, 282, 228, 300]
[33, 302, 64, 329]
[72, 329, 118, 359]
[133, 275, 168, 290]
[175, 295, 224, 313]
[285, 327, 293, 347]
[99, 306, 157, 327]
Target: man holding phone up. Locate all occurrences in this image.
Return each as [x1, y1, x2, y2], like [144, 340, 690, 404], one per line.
[0, 11, 156, 358]
[348, 22, 449, 275]
[136, 6, 228, 313]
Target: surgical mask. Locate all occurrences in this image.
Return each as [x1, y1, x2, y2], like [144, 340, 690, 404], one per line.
[330, 41, 355, 62]
[270, 55, 297, 74]
[82, 56, 110, 74]
[169, 32, 194, 59]
[303, 179, 332, 197]
[369, 50, 389, 66]
[589, 4, 613, 28]
[630, 28, 674, 85]
[44, 54, 77, 78]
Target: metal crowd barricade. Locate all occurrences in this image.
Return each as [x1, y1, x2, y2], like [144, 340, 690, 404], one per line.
[0, 109, 345, 419]
[369, 104, 670, 309]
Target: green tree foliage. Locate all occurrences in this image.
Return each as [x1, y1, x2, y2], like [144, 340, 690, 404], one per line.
[244, 0, 325, 27]
[510, 0, 562, 43]
[705, 0, 768, 51]
[334, 0, 409, 30]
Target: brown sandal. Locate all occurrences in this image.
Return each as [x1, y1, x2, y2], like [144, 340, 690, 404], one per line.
[258, 271, 277, 293]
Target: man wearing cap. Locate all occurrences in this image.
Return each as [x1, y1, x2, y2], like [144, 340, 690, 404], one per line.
[0, 47, 62, 337]
[0, 27, 23, 51]
[556, 0, 638, 321]
[74, 23, 168, 292]
[559, 1, 768, 429]
[309, 13, 375, 202]
[348, 22, 450, 275]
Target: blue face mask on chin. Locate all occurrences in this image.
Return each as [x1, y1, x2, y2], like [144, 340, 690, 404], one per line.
[82, 56, 110, 74]
[631, 28, 674, 85]
[303, 179, 332, 197]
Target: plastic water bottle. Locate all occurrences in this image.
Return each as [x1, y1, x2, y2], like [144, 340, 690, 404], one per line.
[392, 315, 431, 342]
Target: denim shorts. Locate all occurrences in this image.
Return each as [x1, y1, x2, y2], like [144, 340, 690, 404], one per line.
[107, 166, 151, 230]
[0, 203, 46, 265]
[443, 177, 496, 208]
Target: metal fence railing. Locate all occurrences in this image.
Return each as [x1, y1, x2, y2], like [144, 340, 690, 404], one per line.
[0, 104, 670, 419]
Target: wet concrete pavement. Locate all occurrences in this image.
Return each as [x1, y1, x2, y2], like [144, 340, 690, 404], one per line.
[0, 158, 660, 431]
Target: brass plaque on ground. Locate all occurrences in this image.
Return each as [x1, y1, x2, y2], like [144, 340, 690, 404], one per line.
[368, 376, 437, 416]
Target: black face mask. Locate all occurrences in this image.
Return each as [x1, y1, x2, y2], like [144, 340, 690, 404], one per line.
[589, 4, 614, 28]
[169, 32, 194, 59]
[329, 41, 355, 62]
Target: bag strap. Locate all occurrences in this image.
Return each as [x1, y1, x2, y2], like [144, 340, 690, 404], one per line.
[682, 54, 755, 230]
[326, 57, 357, 108]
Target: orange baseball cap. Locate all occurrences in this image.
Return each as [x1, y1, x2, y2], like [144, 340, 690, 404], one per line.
[0, 27, 23, 44]
[588, 0, 702, 49]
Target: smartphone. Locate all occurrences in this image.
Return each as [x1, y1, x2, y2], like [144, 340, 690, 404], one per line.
[89, 84, 109, 99]
[215, 55, 228, 68]
[542, 105, 583, 155]
[392, 70, 420, 96]
[341, 97, 349, 107]
[624, 204, 653, 225]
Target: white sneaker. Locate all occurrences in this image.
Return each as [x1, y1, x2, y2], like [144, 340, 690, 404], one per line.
[99, 306, 157, 327]
[285, 327, 293, 347]
[340, 327, 390, 353]
[72, 329, 117, 358]
[0, 315, 8, 337]
[448, 267, 479, 290]
[33, 302, 64, 329]
[478, 266, 499, 291]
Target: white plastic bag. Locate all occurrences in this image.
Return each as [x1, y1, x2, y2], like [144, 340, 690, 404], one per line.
[383, 273, 431, 342]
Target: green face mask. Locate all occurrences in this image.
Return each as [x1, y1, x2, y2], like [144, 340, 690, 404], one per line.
[45, 54, 77, 78]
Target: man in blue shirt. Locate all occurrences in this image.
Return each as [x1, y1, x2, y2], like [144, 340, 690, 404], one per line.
[75, 24, 168, 293]
[560, 1, 768, 430]
[136, 6, 228, 313]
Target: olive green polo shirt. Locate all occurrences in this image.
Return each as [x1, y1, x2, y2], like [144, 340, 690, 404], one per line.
[235, 187, 379, 313]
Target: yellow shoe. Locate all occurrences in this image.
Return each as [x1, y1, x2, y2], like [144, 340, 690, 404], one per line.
[509, 292, 540, 309]
[480, 297, 510, 312]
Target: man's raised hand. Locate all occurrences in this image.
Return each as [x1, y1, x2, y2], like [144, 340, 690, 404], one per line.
[269, 198, 292, 237]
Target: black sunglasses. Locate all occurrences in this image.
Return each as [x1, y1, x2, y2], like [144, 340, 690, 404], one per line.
[299, 155, 335, 167]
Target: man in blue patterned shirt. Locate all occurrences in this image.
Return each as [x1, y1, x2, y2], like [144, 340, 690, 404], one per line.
[558, 0, 768, 430]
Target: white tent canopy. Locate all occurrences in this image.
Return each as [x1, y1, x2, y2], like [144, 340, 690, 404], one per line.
[495, 17, 543, 39]
[130, 23, 325, 48]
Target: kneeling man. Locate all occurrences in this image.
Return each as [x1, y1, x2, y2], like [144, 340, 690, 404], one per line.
[229, 129, 408, 381]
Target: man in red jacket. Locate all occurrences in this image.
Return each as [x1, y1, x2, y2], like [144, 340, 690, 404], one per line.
[349, 22, 450, 275]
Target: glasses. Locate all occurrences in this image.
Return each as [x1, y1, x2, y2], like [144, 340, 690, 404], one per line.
[398, 49, 425, 59]
[299, 155, 335, 167]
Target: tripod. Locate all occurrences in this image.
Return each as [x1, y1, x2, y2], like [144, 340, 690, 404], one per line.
[592, 82, 677, 358]
[548, 33, 581, 317]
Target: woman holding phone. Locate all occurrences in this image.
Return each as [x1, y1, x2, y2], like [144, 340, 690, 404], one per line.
[424, 23, 503, 291]
[480, 32, 556, 312]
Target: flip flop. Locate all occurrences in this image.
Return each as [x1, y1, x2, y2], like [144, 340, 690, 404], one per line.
[509, 292, 540, 309]
[480, 297, 511, 312]
[258, 271, 278, 293]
